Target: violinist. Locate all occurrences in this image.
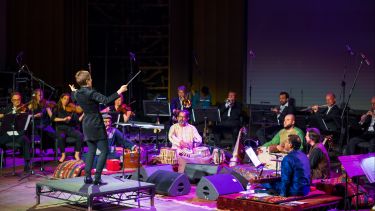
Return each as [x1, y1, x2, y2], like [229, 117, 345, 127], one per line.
[52, 93, 83, 162]
[28, 89, 56, 150]
[101, 94, 132, 123]
[170, 85, 192, 122]
[0, 92, 31, 172]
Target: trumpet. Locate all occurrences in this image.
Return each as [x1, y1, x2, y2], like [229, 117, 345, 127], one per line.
[300, 104, 328, 112]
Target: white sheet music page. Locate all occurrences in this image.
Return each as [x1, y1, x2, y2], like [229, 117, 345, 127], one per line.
[361, 157, 375, 183]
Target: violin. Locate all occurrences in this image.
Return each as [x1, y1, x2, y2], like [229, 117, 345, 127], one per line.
[15, 104, 28, 113]
[115, 104, 131, 113]
[65, 103, 83, 114]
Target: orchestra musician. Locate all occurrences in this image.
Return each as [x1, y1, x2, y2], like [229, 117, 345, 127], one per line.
[70, 70, 128, 185]
[345, 96, 375, 155]
[101, 93, 133, 123]
[192, 86, 211, 109]
[306, 128, 330, 179]
[262, 134, 311, 197]
[256, 91, 296, 145]
[0, 92, 31, 172]
[308, 92, 341, 133]
[170, 85, 192, 121]
[28, 89, 56, 150]
[260, 114, 304, 152]
[213, 91, 243, 147]
[52, 93, 84, 163]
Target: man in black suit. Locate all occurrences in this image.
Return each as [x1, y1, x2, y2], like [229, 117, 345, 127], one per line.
[213, 91, 242, 147]
[256, 92, 296, 145]
[309, 92, 341, 133]
[345, 96, 375, 154]
[170, 85, 192, 123]
[70, 70, 128, 185]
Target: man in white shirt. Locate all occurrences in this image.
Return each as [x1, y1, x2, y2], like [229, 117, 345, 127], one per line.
[168, 110, 202, 152]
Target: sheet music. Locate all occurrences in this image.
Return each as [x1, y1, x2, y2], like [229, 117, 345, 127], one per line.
[7, 131, 19, 136]
[246, 147, 262, 167]
[361, 157, 375, 183]
[24, 115, 32, 131]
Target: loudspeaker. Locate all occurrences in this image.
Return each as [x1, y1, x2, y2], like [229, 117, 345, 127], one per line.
[184, 163, 223, 184]
[146, 170, 191, 196]
[196, 174, 244, 200]
[130, 164, 173, 181]
[219, 166, 249, 189]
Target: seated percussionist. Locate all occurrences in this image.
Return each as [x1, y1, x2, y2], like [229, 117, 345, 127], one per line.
[263, 135, 311, 197]
[168, 110, 203, 172]
[306, 128, 330, 179]
[169, 110, 202, 152]
[261, 114, 304, 153]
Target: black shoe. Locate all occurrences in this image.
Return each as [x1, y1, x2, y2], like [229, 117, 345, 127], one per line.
[84, 176, 93, 184]
[93, 179, 107, 185]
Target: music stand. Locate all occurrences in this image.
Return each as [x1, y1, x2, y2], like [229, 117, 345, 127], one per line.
[143, 100, 170, 148]
[0, 113, 31, 176]
[338, 153, 375, 210]
[192, 108, 220, 143]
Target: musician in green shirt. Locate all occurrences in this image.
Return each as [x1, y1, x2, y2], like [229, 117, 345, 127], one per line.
[262, 114, 305, 152]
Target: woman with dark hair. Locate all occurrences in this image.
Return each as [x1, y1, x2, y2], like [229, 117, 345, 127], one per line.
[101, 93, 133, 123]
[52, 93, 83, 162]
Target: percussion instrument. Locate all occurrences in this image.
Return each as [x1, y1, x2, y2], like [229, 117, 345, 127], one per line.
[193, 146, 211, 157]
[179, 148, 193, 157]
[160, 147, 178, 165]
[212, 148, 226, 164]
[257, 146, 285, 170]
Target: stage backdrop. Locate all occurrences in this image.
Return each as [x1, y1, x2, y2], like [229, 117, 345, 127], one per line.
[246, 0, 375, 110]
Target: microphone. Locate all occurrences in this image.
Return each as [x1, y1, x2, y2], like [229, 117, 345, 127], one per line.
[345, 44, 355, 56]
[18, 65, 25, 73]
[129, 52, 136, 61]
[360, 53, 371, 66]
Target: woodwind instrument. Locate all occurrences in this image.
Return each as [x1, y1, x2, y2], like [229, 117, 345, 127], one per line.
[300, 104, 329, 112]
[229, 127, 247, 167]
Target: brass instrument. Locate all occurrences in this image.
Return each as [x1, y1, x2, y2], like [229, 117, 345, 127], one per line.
[182, 98, 191, 108]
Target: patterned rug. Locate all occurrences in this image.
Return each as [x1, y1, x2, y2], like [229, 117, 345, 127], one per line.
[155, 186, 217, 210]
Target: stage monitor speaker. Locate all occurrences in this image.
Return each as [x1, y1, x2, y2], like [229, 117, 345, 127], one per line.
[196, 174, 244, 200]
[130, 164, 173, 181]
[146, 170, 191, 196]
[219, 166, 249, 190]
[184, 163, 223, 184]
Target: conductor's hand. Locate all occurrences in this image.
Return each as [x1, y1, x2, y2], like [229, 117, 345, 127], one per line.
[117, 85, 128, 95]
[69, 84, 77, 92]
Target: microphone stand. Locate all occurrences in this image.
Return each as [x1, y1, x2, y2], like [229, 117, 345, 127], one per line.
[339, 56, 368, 152]
[19, 65, 54, 181]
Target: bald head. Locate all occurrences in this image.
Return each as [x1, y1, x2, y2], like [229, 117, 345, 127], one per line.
[283, 114, 295, 129]
[325, 92, 336, 106]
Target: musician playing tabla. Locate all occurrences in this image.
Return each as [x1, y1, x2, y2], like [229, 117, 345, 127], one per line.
[168, 110, 202, 153]
[260, 114, 304, 153]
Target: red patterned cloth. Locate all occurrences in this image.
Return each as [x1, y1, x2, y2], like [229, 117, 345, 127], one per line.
[53, 160, 85, 179]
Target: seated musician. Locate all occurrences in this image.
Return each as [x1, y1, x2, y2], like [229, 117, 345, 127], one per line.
[0, 92, 31, 172]
[308, 92, 341, 133]
[192, 86, 211, 109]
[345, 96, 375, 155]
[263, 134, 311, 197]
[260, 114, 304, 153]
[101, 93, 132, 123]
[28, 89, 56, 150]
[52, 93, 84, 162]
[213, 91, 243, 147]
[84, 114, 139, 166]
[306, 128, 330, 179]
[170, 85, 192, 121]
[256, 91, 296, 145]
[169, 110, 202, 152]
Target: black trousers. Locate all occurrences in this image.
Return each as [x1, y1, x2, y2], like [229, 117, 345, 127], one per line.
[346, 133, 375, 155]
[56, 126, 83, 153]
[84, 139, 108, 180]
[0, 134, 31, 161]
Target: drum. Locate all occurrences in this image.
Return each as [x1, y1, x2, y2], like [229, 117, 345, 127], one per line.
[179, 148, 193, 157]
[257, 146, 285, 170]
[212, 148, 226, 164]
[193, 146, 211, 157]
[160, 147, 178, 165]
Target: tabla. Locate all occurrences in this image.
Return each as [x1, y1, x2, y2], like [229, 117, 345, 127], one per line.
[193, 146, 211, 157]
[160, 147, 178, 165]
[257, 146, 285, 170]
[212, 148, 226, 164]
